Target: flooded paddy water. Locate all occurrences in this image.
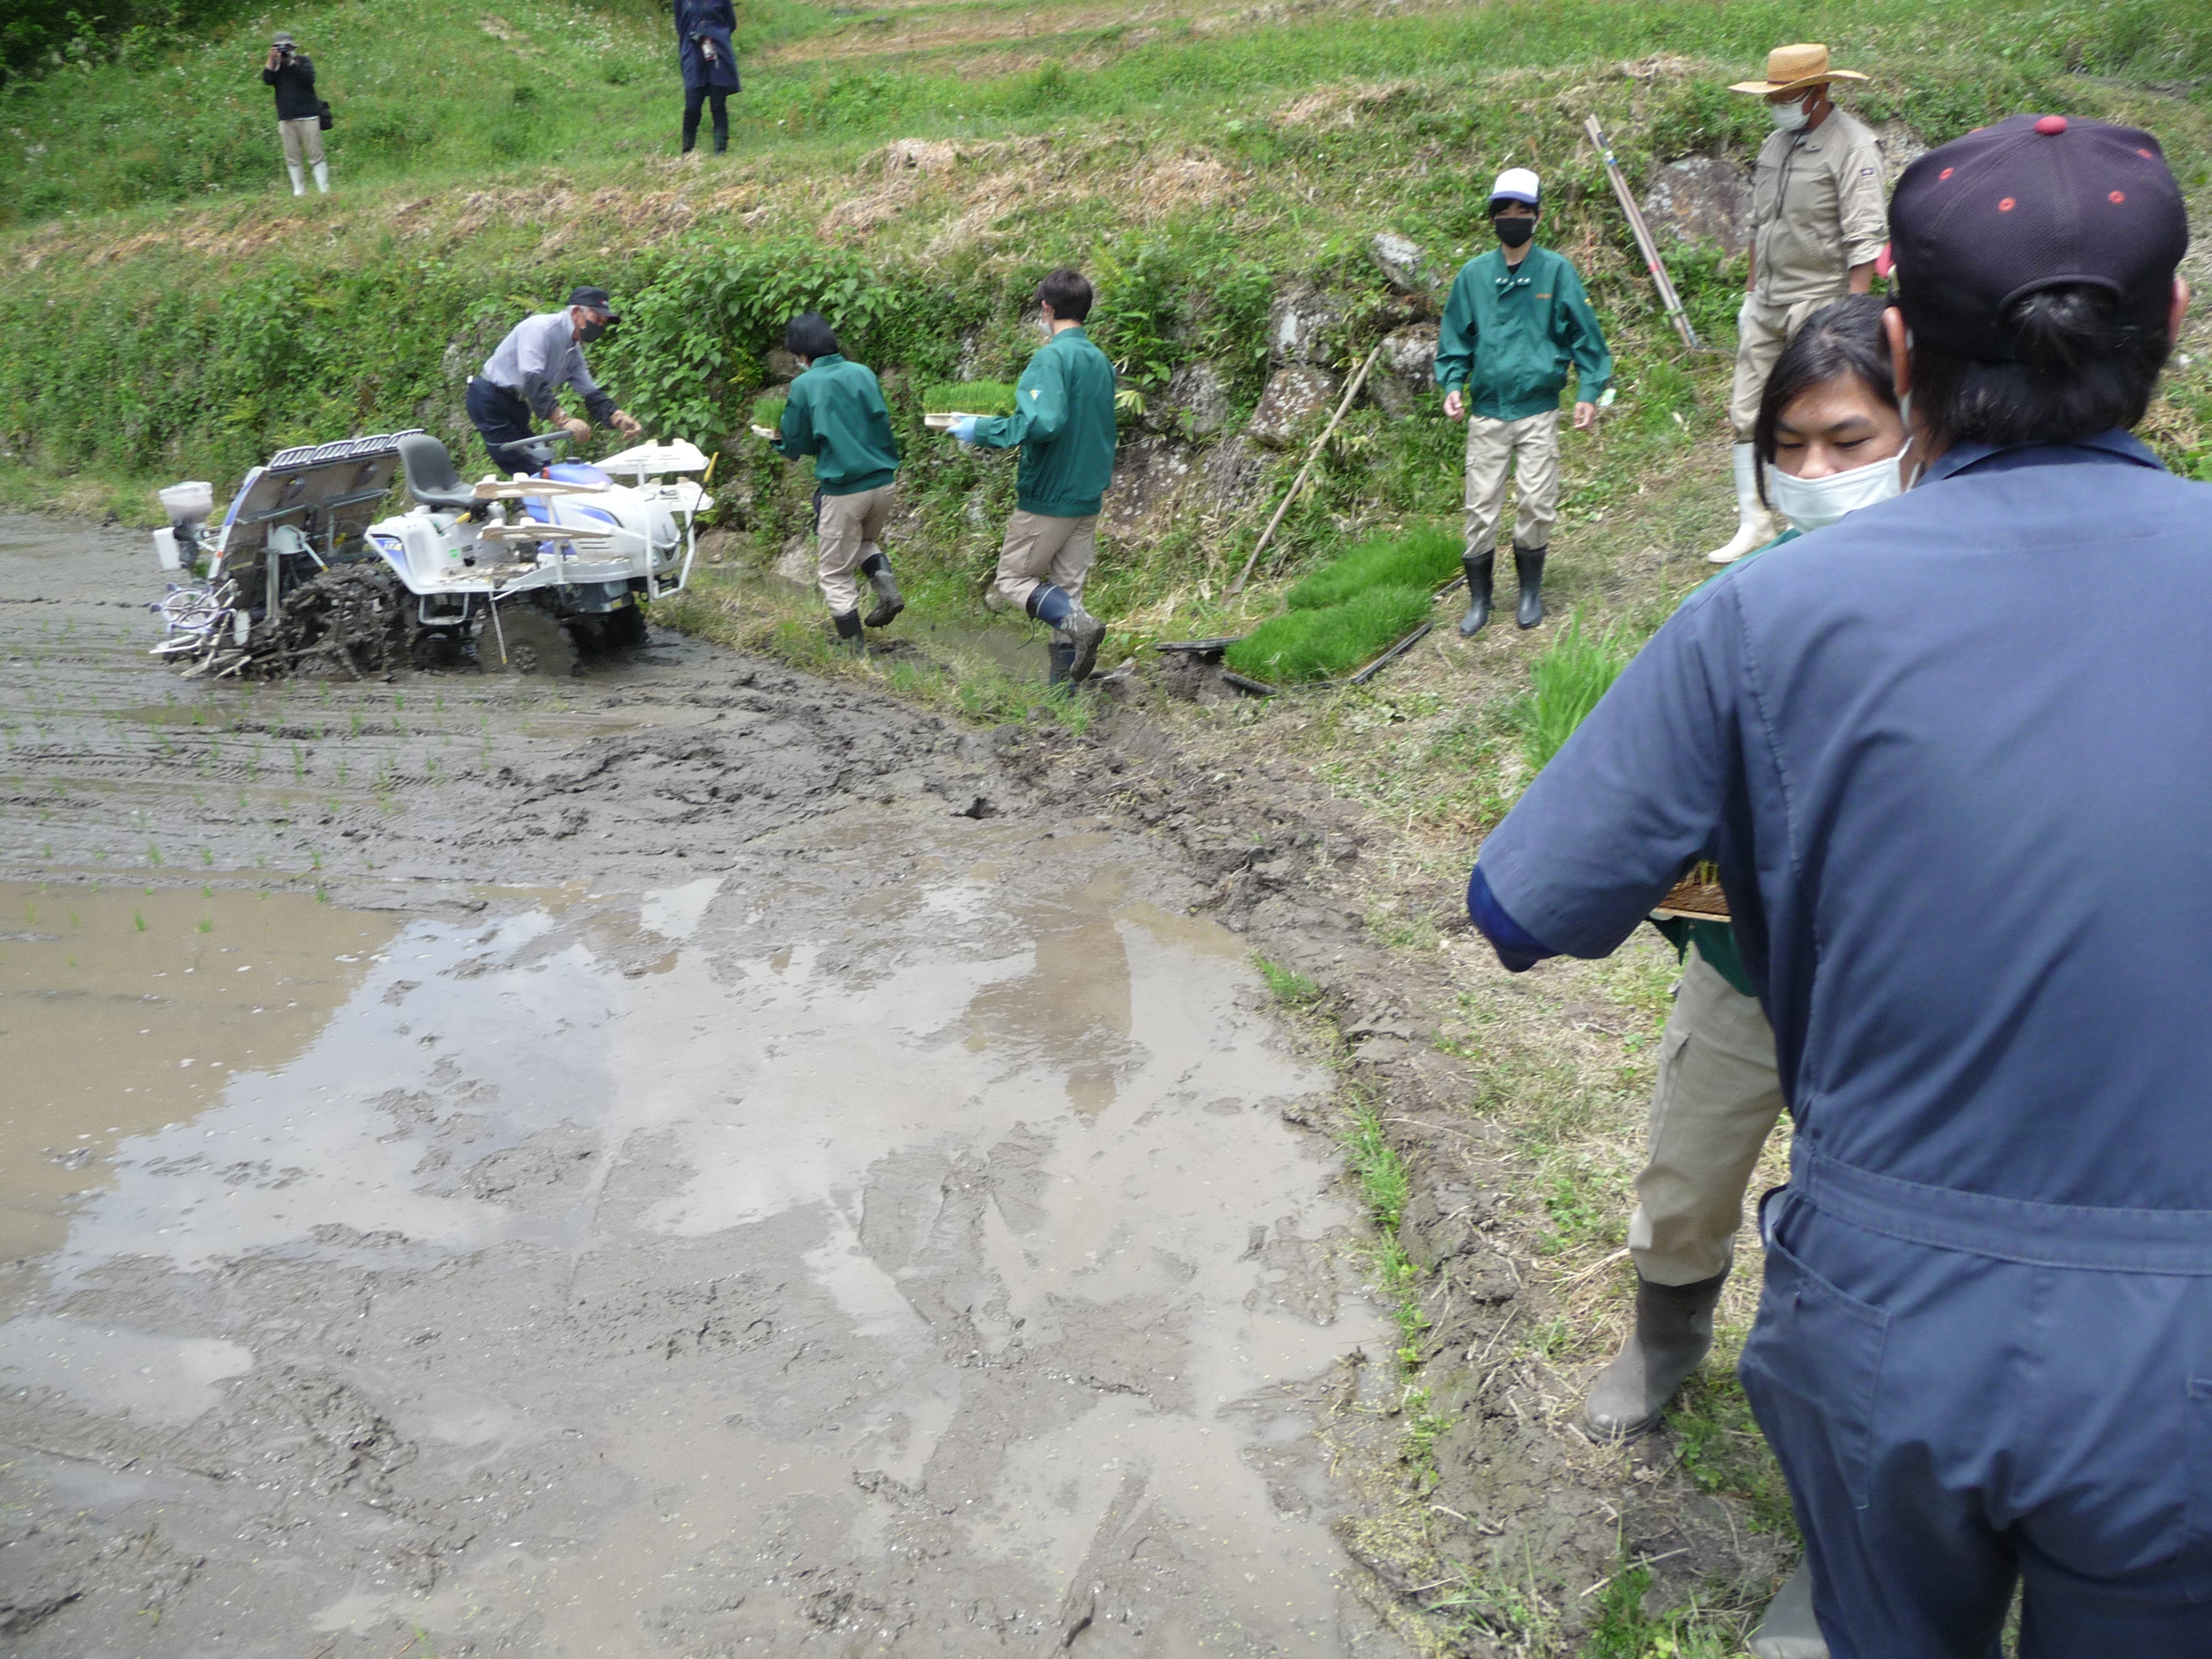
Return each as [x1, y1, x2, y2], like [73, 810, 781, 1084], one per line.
[0, 515, 1404, 1655]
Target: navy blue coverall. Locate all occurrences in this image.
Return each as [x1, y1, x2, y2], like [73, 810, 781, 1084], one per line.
[1469, 432, 2212, 1656]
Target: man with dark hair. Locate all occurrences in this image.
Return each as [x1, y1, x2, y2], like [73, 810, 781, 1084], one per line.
[469, 287, 643, 475]
[1464, 115, 2199, 1651]
[1710, 44, 1886, 563]
[950, 268, 1118, 685]
[262, 31, 328, 197]
[770, 312, 903, 649]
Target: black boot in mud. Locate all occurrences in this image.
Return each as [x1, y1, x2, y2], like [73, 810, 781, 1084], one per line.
[1580, 1269, 1727, 1441]
[1457, 552, 1495, 637]
[832, 609, 865, 655]
[1513, 542, 1547, 629]
[1046, 639, 1078, 687]
[860, 553, 904, 629]
[1749, 1560, 1829, 1659]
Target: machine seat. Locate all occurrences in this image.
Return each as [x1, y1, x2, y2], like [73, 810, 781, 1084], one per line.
[398, 434, 480, 513]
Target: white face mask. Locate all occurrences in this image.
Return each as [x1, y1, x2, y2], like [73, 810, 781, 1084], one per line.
[1768, 444, 1908, 533]
[1769, 97, 1812, 132]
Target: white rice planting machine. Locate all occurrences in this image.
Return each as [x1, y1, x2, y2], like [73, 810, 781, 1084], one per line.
[149, 429, 710, 678]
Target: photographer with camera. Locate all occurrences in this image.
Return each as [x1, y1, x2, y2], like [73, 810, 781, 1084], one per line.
[262, 31, 329, 198]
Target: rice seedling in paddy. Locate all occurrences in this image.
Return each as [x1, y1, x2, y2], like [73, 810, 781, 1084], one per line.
[1285, 522, 1461, 611]
[1519, 612, 1631, 773]
[920, 381, 1020, 417]
[1224, 585, 1433, 684]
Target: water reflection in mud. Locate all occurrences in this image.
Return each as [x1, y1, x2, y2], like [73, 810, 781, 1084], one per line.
[1, 819, 1390, 1655]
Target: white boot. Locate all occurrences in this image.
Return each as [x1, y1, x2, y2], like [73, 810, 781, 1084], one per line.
[312, 160, 330, 193]
[1706, 443, 1777, 565]
[287, 163, 306, 196]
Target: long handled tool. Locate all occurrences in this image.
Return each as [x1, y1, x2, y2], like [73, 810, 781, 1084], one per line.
[1585, 115, 1703, 353]
[1229, 344, 1382, 596]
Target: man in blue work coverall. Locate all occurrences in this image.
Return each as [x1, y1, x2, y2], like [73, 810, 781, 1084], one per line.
[1464, 116, 2200, 1655]
[950, 268, 1118, 685]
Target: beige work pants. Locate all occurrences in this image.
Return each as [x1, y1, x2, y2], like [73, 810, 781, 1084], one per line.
[815, 483, 895, 615]
[1727, 294, 1836, 444]
[1463, 409, 1559, 557]
[993, 509, 1097, 615]
[1628, 944, 1787, 1286]
[278, 116, 325, 169]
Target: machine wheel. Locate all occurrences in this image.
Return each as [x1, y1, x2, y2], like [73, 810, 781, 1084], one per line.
[495, 607, 579, 677]
[604, 604, 650, 649]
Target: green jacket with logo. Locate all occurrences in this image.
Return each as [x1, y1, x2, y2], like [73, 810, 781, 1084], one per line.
[776, 353, 899, 496]
[969, 325, 1118, 518]
[1433, 245, 1613, 422]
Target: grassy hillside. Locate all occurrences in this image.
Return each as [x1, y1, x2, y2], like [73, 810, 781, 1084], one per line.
[6, 0, 2207, 221]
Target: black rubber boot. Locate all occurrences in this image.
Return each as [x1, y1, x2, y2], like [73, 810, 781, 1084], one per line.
[1046, 640, 1077, 687]
[860, 553, 904, 629]
[1580, 1269, 1727, 1441]
[1457, 552, 1495, 637]
[1749, 1560, 1829, 1659]
[1514, 542, 1546, 629]
[832, 609, 865, 655]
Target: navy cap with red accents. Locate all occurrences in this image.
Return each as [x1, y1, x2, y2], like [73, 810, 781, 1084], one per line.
[1888, 113, 2188, 362]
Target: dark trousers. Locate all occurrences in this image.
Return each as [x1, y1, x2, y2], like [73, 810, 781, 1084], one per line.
[1741, 1146, 2212, 1658]
[682, 87, 728, 154]
[467, 376, 538, 476]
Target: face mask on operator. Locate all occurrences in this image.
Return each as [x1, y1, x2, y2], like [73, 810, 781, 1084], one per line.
[578, 315, 609, 344]
[1767, 442, 1909, 532]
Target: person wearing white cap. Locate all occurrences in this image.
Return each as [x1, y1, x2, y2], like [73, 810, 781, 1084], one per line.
[1433, 167, 1613, 633]
[1708, 44, 1887, 564]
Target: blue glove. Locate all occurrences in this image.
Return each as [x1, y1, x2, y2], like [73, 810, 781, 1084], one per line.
[949, 417, 979, 445]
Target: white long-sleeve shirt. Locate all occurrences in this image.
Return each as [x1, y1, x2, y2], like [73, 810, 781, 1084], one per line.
[479, 311, 614, 422]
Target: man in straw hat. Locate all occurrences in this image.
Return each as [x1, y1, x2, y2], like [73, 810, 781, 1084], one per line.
[1464, 109, 2197, 1653]
[1708, 44, 1887, 564]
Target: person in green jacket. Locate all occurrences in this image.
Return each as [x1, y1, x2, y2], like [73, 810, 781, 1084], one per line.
[1434, 167, 1614, 634]
[950, 268, 1118, 685]
[773, 311, 903, 650]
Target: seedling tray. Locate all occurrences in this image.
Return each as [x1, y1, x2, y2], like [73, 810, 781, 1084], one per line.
[1651, 870, 1731, 922]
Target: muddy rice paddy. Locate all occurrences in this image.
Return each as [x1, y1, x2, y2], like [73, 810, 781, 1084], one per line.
[0, 517, 1409, 1656]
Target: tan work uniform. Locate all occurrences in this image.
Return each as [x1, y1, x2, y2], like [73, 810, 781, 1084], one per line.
[1729, 106, 1888, 442]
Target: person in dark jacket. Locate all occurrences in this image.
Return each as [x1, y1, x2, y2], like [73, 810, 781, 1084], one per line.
[769, 312, 904, 651]
[950, 269, 1118, 685]
[674, 0, 739, 156]
[262, 31, 328, 196]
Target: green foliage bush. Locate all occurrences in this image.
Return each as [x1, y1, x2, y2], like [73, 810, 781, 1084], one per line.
[1519, 613, 1630, 773]
[1225, 585, 1433, 683]
[920, 381, 1018, 417]
[1284, 522, 1459, 611]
